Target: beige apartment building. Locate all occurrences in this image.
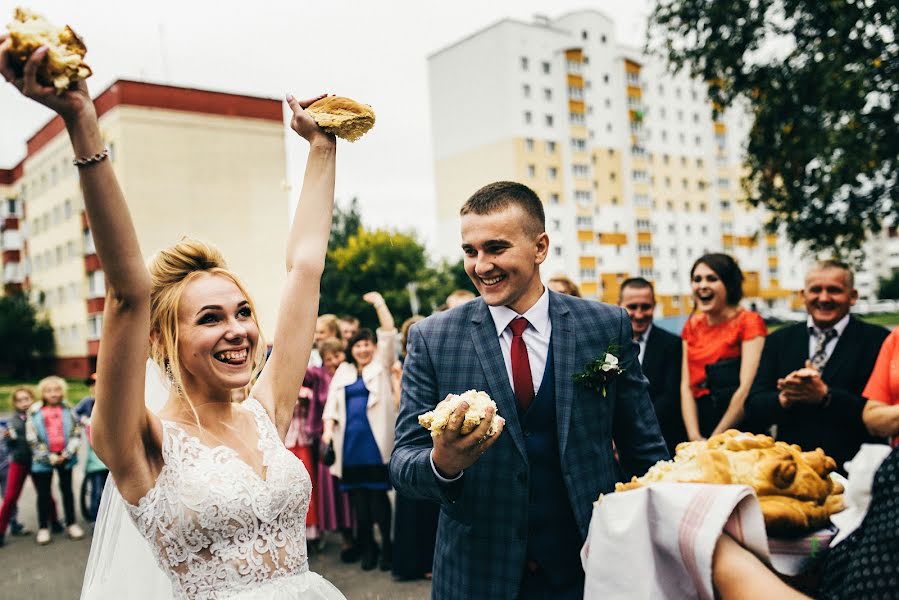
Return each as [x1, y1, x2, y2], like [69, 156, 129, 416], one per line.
[429, 9, 810, 315]
[0, 80, 289, 377]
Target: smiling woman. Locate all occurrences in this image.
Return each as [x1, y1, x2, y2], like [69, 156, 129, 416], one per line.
[681, 254, 767, 441]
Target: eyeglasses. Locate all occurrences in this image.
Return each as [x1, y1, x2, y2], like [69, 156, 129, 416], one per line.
[624, 303, 653, 311]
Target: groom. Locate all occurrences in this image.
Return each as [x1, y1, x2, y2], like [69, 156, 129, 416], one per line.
[390, 182, 668, 599]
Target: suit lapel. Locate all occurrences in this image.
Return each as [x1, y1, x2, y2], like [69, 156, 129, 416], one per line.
[551, 294, 575, 458]
[470, 301, 528, 463]
[641, 328, 659, 380]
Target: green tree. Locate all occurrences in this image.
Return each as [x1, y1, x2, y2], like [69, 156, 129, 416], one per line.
[879, 269, 899, 300]
[328, 197, 363, 251]
[0, 292, 55, 377]
[649, 0, 898, 258]
[320, 228, 432, 327]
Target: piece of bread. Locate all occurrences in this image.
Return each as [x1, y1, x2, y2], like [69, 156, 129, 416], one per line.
[305, 96, 375, 142]
[418, 390, 501, 438]
[615, 430, 845, 535]
[6, 7, 92, 94]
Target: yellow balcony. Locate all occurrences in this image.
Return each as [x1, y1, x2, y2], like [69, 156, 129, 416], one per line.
[599, 232, 628, 245]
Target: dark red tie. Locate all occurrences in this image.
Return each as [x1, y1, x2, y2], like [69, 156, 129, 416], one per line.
[509, 317, 534, 412]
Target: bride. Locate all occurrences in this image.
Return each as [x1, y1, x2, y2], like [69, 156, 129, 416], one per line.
[1, 39, 345, 599]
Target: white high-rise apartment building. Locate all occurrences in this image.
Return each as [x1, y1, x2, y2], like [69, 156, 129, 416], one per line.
[429, 9, 810, 315]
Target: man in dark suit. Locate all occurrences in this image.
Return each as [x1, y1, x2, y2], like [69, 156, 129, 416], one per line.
[619, 277, 685, 456]
[389, 182, 668, 600]
[744, 260, 889, 472]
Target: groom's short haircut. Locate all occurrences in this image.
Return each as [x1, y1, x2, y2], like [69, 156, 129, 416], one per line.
[460, 181, 545, 237]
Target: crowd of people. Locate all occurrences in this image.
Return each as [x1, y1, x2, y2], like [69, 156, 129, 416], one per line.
[0, 374, 109, 547]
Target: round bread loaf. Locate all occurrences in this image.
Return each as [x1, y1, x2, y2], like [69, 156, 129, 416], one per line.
[418, 390, 502, 438]
[6, 7, 92, 94]
[305, 96, 375, 142]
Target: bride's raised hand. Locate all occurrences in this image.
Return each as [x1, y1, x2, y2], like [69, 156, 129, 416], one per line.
[0, 36, 94, 123]
[286, 93, 335, 145]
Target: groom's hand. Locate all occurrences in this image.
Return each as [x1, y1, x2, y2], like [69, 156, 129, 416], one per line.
[431, 400, 505, 478]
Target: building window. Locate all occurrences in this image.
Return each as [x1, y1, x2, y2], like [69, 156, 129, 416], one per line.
[720, 200, 732, 210]
[554, 247, 563, 257]
[722, 222, 734, 233]
[542, 61, 551, 74]
[520, 56, 529, 71]
[545, 114, 554, 127]
[546, 140, 556, 153]
[67, 240, 77, 259]
[544, 88, 553, 101]
[523, 84, 531, 98]
[64, 199, 73, 219]
[88, 270, 106, 298]
[87, 314, 103, 341]
[552, 218, 561, 231]
[524, 111, 532, 125]
[571, 137, 587, 152]
[603, 73, 610, 84]
[573, 164, 590, 177]
[548, 166, 558, 179]
[575, 190, 592, 205]
[525, 138, 534, 151]
[635, 219, 651, 232]
[527, 165, 536, 178]
[576, 215, 593, 228]
[550, 193, 560, 204]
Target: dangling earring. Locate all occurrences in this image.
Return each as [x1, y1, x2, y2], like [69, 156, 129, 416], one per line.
[164, 361, 182, 395]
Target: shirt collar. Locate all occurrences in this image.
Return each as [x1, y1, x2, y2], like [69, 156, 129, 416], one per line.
[807, 312, 851, 337]
[488, 287, 550, 337]
[637, 323, 653, 343]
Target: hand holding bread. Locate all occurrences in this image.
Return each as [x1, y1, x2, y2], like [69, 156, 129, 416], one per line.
[305, 96, 375, 142]
[423, 391, 505, 478]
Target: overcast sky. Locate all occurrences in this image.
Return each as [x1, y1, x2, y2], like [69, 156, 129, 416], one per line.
[1, 0, 651, 251]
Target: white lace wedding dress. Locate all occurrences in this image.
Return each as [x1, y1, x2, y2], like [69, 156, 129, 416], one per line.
[81, 379, 345, 599]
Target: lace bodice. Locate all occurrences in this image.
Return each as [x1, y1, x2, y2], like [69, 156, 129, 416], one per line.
[124, 398, 311, 600]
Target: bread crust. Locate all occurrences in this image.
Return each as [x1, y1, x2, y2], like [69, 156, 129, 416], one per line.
[7, 7, 92, 94]
[305, 96, 375, 142]
[418, 390, 502, 438]
[615, 430, 845, 535]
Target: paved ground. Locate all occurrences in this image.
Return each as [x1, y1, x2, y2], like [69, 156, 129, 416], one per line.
[2, 469, 431, 600]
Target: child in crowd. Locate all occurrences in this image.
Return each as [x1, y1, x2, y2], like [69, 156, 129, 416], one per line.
[305, 337, 357, 560]
[0, 388, 31, 543]
[27, 376, 84, 545]
[0, 387, 62, 547]
[74, 374, 109, 522]
[310, 314, 341, 367]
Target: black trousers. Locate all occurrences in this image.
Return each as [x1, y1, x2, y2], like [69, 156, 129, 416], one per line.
[348, 488, 392, 553]
[32, 465, 75, 528]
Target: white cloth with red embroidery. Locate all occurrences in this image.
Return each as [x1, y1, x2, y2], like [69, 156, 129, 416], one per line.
[580, 483, 768, 600]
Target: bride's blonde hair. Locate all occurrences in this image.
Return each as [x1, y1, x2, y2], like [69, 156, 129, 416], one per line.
[148, 238, 267, 417]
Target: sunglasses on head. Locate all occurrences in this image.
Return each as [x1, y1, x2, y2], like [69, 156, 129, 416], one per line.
[624, 303, 653, 311]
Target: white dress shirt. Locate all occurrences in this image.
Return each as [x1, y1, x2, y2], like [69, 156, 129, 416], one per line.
[806, 313, 850, 364]
[487, 287, 552, 394]
[636, 324, 652, 365]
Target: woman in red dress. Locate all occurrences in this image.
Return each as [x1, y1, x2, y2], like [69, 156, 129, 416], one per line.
[680, 254, 767, 440]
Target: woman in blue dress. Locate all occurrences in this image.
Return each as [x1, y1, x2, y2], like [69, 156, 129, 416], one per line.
[323, 292, 397, 571]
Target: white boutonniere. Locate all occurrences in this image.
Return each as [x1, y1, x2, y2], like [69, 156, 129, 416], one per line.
[573, 344, 626, 397]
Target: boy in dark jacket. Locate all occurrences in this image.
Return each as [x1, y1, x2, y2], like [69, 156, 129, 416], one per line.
[0, 388, 36, 544]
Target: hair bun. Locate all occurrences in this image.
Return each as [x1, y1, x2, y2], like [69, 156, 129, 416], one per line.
[148, 238, 227, 285]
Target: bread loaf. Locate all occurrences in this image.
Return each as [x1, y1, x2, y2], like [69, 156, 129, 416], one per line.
[615, 430, 845, 535]
[305, 96, 375, 142]
[418, 390, 501, 438]
[6, 7, 92, 94]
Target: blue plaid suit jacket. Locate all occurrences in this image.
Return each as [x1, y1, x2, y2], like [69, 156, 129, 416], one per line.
[389, 291, 668, 599]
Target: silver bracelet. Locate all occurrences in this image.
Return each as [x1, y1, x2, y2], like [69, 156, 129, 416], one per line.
[73, 147, 110, 167]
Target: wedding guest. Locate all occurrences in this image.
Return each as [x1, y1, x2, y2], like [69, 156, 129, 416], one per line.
[862, 326, 899, 445]
[323, 292, 398, 571]
[619, 277, 685, 455]
[27, 376, 84, 545]
[681, 254, 767, 440]
[338, 315, 360, 346]
[74, 374, 109, 521]
[305, 337, 357, 560]
[712, 446, 899, 599]
[391, 315, 438, 581]
[310, 313, 341, 366]
[547, 274, 581, 297]
[744, 260, 888, 471]
[0, 387, 34, 545]
[445, 290, 476, 310]
[286, 384, 320, 545]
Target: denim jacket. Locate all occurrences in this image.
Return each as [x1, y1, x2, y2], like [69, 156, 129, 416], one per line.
[26, 403, 82, 473]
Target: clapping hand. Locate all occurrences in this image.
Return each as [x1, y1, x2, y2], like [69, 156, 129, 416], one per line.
[777, 360, 829, 408]
[363, 291, 385, 306]
[430, 397, 505, 479]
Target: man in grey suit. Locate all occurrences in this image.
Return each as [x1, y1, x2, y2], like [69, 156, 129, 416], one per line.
[390, 182, 668, 600]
